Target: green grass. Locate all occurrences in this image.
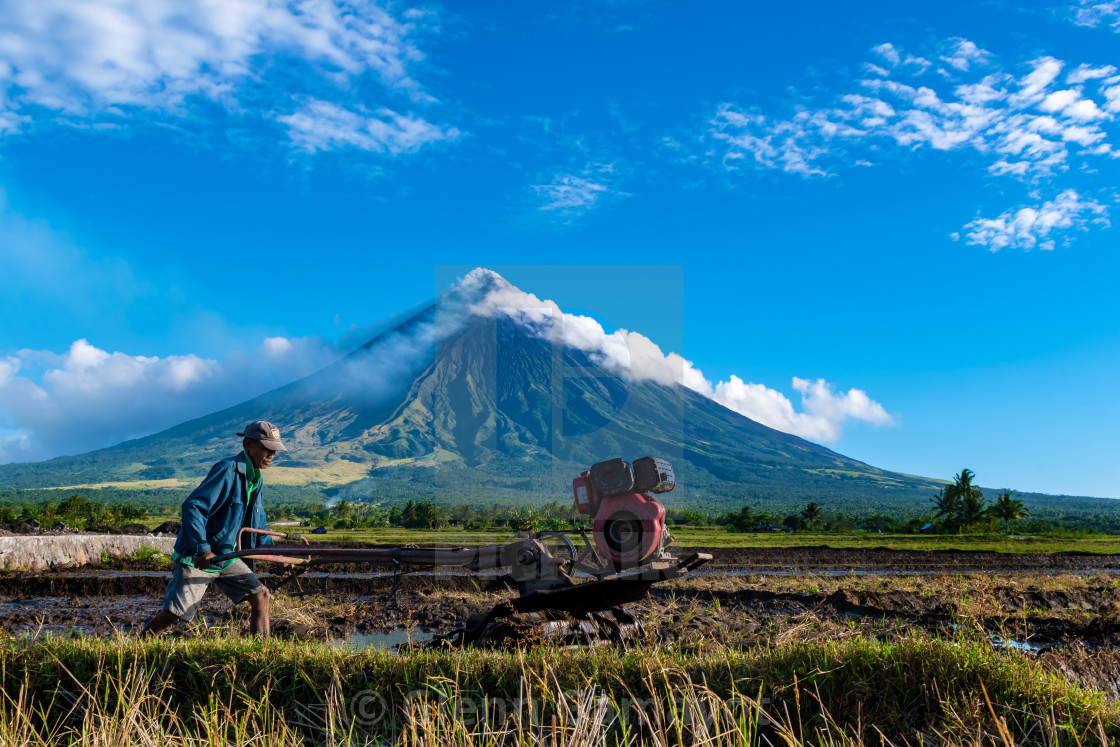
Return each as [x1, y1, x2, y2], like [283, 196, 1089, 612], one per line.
[667, 529, 1120, 553]
[275, 526, 1120, 554]
[1, 632, 1114, 744]
[289, 526, 523, 546]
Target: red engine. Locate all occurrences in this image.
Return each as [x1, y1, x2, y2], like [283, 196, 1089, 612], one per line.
[572, 457, 676, 569]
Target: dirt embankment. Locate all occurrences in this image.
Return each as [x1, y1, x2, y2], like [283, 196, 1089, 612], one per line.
[0, 571, 509, 599]
[184, 543, 1120, 575]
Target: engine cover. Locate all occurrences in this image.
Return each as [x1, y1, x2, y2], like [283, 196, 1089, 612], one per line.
[592, 492, 666, 569]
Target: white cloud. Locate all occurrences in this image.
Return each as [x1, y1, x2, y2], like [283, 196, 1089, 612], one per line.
[960, 189, 1110, 251]
[466, 270, 894, 443]
[701, 39, 1119, 249]
[707, 45, 1120, 181]
[708, 50, 1120, 180]
[872, 43, 901, 66]
[278, 99, 459, 154]
[1067, 64, 1117, 84]
[708, 105, 848, 177]
[261, 337, 293, 355]
[939, 38, 991, 72]
[0, 0, 456, 156]
[0, 334, 351, 462]
[695, 375, 893, 443]
[531, 163, 624, 215]
[1069, 1, 1120, 30]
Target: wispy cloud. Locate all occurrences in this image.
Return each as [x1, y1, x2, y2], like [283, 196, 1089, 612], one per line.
[701, 37, 1118, 249]
[707, 42, 1120, 180]
[957, 189, 1110, 251]
[1068, 1, 1120, 30]
[0, 0, 456, 157]
[939, 38, 991, 72]
[708, 105, 853, 177]
[520, 112, 636, 220]
[278, 99, 459, 154]
[531, 163, 623, 216]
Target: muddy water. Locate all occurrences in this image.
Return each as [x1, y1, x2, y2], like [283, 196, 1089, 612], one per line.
[3, 546, 1120, 651]
[336, 629, 435, 651]
[688, 546, 1120, 571]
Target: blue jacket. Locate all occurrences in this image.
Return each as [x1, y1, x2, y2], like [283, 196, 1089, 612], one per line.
[173, 454, 273, 559]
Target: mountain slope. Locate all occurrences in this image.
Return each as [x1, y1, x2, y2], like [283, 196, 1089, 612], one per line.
[0, 302, 940, 512]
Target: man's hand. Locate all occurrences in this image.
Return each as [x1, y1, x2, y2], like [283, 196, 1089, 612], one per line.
[194, 551, 216, 570]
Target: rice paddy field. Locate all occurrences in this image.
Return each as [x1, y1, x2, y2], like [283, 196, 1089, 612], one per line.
[293, 527, 1120, 555]
[2, 537, 1120, 744]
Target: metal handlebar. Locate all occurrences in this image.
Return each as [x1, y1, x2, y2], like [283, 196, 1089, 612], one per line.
[222, 527, 313, 565]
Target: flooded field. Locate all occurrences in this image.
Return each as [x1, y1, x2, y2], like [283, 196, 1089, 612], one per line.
[4, 545, 1120, 654]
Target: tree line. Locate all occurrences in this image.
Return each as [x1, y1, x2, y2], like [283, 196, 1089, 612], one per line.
[0, 494, 148, 528]
[304, 499, 588, 532]
[0, 467, 1100, 536]
[675, 468, 1035, 534]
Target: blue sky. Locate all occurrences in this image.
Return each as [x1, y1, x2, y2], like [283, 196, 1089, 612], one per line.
[0, 0, 1118, 498]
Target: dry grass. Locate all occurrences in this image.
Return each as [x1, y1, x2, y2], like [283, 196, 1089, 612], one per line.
[0, 629, 1115, 745]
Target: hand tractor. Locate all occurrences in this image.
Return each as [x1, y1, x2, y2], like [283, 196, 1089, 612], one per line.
[210, 456, 711, 646]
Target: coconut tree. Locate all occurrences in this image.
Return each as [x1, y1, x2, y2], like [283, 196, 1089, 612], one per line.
[991, 489, 1028, 533]
[952, 469, 988, 529]
[800, 502, 823, 528]
[930, 486, 962, 528]
[931, 468, 988, 530]
[332, 499, 351, 520]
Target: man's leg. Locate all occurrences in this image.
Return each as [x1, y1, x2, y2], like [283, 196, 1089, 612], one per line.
[144, 562, 209, 636]
[141, 609, 181, 636]
[214, 560, 271, 637]
[246, 587, 270, 636]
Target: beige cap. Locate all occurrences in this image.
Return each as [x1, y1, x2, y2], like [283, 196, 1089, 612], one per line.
[237, 420, 288, 451]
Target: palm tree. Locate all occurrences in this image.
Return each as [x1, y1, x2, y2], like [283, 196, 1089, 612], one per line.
[800, 502, 823, 527]
[930, 486, 961, 527]
[333, 499, 351, 520]
[933, 468, 987, 530]
[952, 469, 988, 528]
[991, 489, 1028, 533]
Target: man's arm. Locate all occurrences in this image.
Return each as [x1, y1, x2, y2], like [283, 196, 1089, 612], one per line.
[178, 462, 233, 559]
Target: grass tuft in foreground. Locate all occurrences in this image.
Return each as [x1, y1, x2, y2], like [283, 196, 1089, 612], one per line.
[0, 631, 1114, 745]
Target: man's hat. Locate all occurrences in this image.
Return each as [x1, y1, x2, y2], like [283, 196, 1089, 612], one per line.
[237, 420, 288, 452]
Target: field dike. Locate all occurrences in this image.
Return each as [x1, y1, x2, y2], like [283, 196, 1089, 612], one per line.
[0, 535, 176, 571]
[0, 633, 1115, 745]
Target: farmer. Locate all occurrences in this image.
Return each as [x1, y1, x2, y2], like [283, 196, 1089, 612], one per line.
[141, 420, 287, 637]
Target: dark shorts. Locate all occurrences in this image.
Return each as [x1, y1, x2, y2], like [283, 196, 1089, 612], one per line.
[161, 560, 266, 622]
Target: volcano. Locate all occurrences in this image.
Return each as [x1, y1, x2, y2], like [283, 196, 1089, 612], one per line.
[0, 270, 939, 512]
